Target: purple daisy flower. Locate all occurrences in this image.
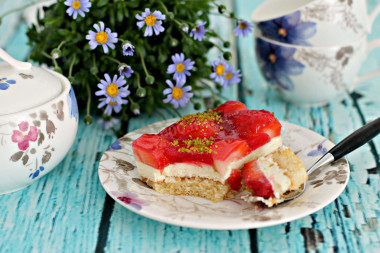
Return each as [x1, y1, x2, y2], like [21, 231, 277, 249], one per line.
[136, 8, 166, 37]
[64, 0, 91, 20]
[222, 65, 242, 88]
[122, 42, 135, 56]
[234, 20, 253, 38]
[190, 21, 208, 41]
[163, 79, 193, 109]
[209, 57, 229, 86]
[256, 38, 305, 91]
[97, 98, 127, 116]
[86, 21, 118, 54]
[167, 53, 194, 83]
[119, 65, 134, 78]
[95, 73, 130, 105]
[0, 77, 16, 90]
[257, 11, 317, 46]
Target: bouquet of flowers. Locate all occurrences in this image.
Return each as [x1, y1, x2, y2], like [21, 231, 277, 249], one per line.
[26, 0, 253, 132]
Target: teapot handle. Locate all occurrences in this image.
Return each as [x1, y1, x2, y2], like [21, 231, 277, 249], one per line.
[0, 48, 31, 70]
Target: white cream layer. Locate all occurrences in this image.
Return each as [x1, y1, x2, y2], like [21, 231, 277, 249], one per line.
[136, 136, 282, 183]
[256, 156, 291, 198]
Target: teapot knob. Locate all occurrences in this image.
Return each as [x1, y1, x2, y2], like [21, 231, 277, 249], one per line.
[0, 48, 32, 70]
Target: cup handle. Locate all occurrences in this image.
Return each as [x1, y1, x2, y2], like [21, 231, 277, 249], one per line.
[0, 48, 31, 70]
[367, 3, 380, 33]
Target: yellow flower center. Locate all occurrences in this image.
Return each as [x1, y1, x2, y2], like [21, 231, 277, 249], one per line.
[225, 72, 232, 80]
[106, 83, 119, 97]
[278, 28, 287, 37]
[239, 22, 247, 29]
[95, 31, 108, 44]
[215, 64, 225, 76]
[0, 80, 4, 83]
[72, 1, 81, 10]
[176, 63, 185, 73]
[145, 15, 157, 27]
[109, 101, 118, 106]
[172, 87, 183, 100]
[269, 54, 277, 63]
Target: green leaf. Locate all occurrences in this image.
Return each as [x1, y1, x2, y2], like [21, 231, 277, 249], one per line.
[117, 5, 124, 22]
[97, 0, 108, 8]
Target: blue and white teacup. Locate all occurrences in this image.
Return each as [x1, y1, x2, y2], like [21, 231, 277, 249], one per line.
[254, 34, 380, 106]
[251, 0, 380, 46]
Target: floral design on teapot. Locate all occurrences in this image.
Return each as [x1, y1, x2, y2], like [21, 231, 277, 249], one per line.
[67, 86, 78, 121]
[11, 122, 38, 151]
[1, 100, 65, 180]
[0, 77, 16, 90]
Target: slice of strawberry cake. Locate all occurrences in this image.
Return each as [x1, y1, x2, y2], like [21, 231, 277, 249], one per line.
[132, 101, 307, 206]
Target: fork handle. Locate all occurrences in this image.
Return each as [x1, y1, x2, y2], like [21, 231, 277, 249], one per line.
[329, 117, 380, 160]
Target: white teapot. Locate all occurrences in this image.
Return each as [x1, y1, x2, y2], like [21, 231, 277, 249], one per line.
[0, 49, 78, 194]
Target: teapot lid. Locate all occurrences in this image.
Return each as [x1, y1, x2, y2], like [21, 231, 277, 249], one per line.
[0, 49, 62, 116]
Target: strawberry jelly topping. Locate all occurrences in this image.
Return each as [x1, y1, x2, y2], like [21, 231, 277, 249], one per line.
[132, 101, 281, 172]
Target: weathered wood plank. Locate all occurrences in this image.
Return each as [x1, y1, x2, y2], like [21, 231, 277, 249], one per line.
[105, 203, 251, 253]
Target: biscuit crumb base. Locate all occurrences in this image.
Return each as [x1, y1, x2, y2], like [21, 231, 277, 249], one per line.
[142, 177, 234, 203]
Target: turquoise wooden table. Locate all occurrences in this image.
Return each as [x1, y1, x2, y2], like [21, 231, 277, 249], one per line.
[1, 1, 379, 252]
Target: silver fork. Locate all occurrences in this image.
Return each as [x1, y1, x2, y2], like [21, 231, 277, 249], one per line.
[282, 117, 380, 202]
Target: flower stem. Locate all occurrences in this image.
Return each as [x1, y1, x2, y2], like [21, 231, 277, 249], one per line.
[92, 54, 96, 68]
[42, 51, 59, 69]
[41, 51, 53, 60]
[68, 54, 76, 77]
[159, 1, 169, 14]
[102, 55, 121, 65]
[209, 0, 219, 8]
[209, 41, 224, 53]
[85, 82, 91, 117]
[57, 41, 66, 50]
[135, 72, 141, 88]
[128, 96, 134, 104]
[137, 48, 149, 76]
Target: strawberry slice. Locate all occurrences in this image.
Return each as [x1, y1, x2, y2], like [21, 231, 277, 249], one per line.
[214, 101, 248, 116]
[132, 134, 171, 171]
[228, 169, 243, 191]
[212, 139, 250, 178]
[244, 133, 271, 151]
[242, 160, 274, 198]
[230, 110, 281, 138]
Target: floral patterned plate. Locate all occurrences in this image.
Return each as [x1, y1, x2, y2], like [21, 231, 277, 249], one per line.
[98, 119, 349, 230]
